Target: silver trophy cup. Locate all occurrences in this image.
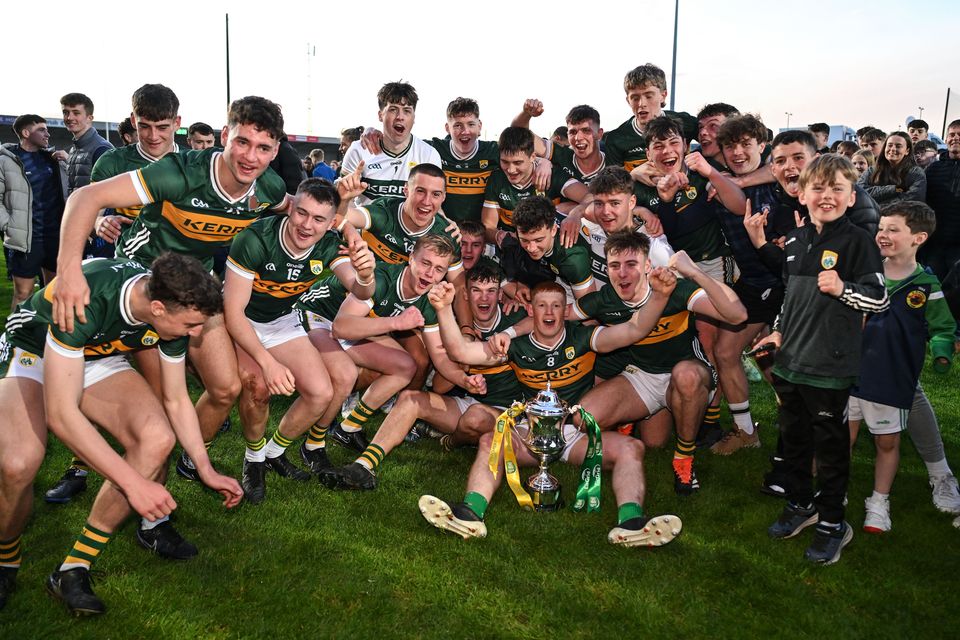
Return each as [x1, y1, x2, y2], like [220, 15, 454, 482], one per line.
[513, 383, 571, 512]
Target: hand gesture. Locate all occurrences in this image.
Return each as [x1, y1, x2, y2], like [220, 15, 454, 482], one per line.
[488, 333, 512, 360]
[741, 199, 768, 249]
[95, 214, 132, 243]
[343, 226, 375, 283]
[261, 356, 297, 396]
[391, 306, 425, 331]
[442, 216, 462, 242]
[631, 162, 664, 187]
[335, 160, 368, 202]
[533, 157, 552, 191]
[522, 99, 544, 118]
[558, 213, 582, 249]
[668, 250, 698, 279]
[52, 266, 90, 333]
[126, 477, 178, 521]
[360, 127, 383, 154]
[428, 281, 457, 311]
[636, 208, 663, 237]
[656, 172, 687, 202]
[464, 374, 487, 396]
[648, 266, 677, 295]
[752, 330, 782, 352]
[817, 270, 844, 297]
[684, 151, 713, 178]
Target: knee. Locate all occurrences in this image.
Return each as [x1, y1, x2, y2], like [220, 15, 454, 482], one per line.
[0, 448, 44, 489]
[713, 340, 742, 368]
[640, 429, 669, 450]
[136, 417, 177, 462]
[671, 363, 706, 395]
[330, 366, 358, 396]
[478, 431, 495, 451]
[300, 383, 334, 413]
[875, 435, 899, 453]
[397, 354, 418, 381]
[209, 375, 242, 406]
[240, 373, 270, 407]
[628, 438, 646, 461]
[458, 413, 490, 439]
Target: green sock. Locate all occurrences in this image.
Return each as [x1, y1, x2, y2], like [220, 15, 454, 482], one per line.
[703, 405, 720, 425]
[617, 502, 644, 525]
[61, 523, 112, 571]
[674, 437, 696, 459]
[357, 444, 386, 471]
[463, 491, 489, 519]
[342, 399, 376, 433]
[305, 422, 329, 451]
[0, 536, 22, 569]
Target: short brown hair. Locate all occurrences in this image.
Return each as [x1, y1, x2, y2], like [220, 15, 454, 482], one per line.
[227, 96, 284, 140]
[412, 234, 456, 260]
[717, 114, 767, 148]
[604, 230, 651, 258]
[880, 200, 936, 236]
[798, 154, 859, 190]
[623, 64, 667, 92]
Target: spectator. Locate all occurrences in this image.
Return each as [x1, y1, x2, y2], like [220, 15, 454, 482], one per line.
[808, 122, 830, 154]
[339, 126, 363, 158]
[921, 118, 960, 280]
[914, 139, 939, 169]
[551, 125, 569, 147]
[187, 122, 216, 150]
[309, 148, 336, 181]
[856, 125, 876, 146]
[851, 149, 875, 177]
[837, 140, 859, 158]
[302, 155, 314, 174]
[860, 128, 886, 158]
[269, 134, 307, 195]
[908, 119, 930, 143]
[60, 92, 113, 195]
[859, 131, 926, 204]
[1, 115, 68, 309]
[118, 119, 138, 146]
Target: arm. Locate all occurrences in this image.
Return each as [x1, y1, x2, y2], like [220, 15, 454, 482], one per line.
[731, 163, 775, 189]
[685, 151, 747, 215]
[43, 347, 177, 520]
[927, 288, 956, 371]
[901, 167, 927, 202]
[158, 355, 242, 507]
[816, 246, 889, 313]
[331, 224, 376, 300]
[422, 330, 480, 389]
[482, 202, 504, 245]
[334, 161, 371, 230]
[430, 282, 505, 366]
[331, 294, 423, 340]
[592, 267, 677, 352]
[669, 250, 748, 325]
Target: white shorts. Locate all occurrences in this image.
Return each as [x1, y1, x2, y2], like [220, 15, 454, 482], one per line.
[619, 365, 672, 415]
[1, 345, 132, 389]
[299, 310, 356, 350]
[251, 312, 308, 350]
[513, 419, 585, 463]
[848, 396, 908, 436]
[696, 255, 737, 285]
[452, 396, 506, 415]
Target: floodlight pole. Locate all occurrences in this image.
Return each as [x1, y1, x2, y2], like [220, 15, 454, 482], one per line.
[226, 14, 232, 107]
[943, 88, 951, 138]
[785, 112, 792, 128]
[669, 0, 678, 111]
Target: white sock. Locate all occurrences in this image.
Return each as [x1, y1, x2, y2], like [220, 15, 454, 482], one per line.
[870, 491, 889, 501]
[729, 402, 754, 434]
[245, 447, 266, 463]
[140, 515, 169, 530]
[925, 458, 953, 478]
[263, 437, 288, 459]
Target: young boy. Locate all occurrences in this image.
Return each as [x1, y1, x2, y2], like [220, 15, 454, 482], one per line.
[849, 201, 955, 533]
[756, 154, 888, 565]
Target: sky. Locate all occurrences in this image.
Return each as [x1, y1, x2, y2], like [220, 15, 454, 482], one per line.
[7, 0, 960, 141]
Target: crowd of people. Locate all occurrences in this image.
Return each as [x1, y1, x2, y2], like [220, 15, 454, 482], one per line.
[1, 62, 959, 617]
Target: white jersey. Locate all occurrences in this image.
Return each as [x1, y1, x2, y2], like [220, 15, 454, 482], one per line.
[341, 136, 442, 206]
[583, 220, 674, 287]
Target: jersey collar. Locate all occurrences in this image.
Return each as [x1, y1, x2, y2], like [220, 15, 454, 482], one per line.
[135, 142, 179, 163]
[397, 266, 422, 303]
[449, 138, 479, 161]
[121, 274, 149, 326]
[472, 305, 502, 334]
[574, 151, 606, 181]
[398, 200, 435, 237]
[211, 151, 256, 204]
[530, 326, 566, 352]
[382, 136, 414, 159]
[277, 217, 314, 261]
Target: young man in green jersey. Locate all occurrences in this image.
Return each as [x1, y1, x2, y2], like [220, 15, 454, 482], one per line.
[318, 261, 531, 490]
[0, 253, 242, 615]
[46, 83, 184, 504]
[51, 96, 291, 482]
[223, 179, 376, 503]
[419, 277, 683, 547]
[572, 232, 747, 495]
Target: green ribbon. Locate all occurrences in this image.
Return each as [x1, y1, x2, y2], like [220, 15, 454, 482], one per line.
[572, 407, 602, 513]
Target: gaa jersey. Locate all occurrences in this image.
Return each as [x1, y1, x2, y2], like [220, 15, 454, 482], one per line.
[508, 322, 601, 405]
[572, 277, 706, 377]
[91, 143, 181, 224]
[340, 136, 442, 206]
[3, 258, 187, 362]
[226, 216, 349, 323]
[634, 172, 729, 262]
[582, 221, 675, 287]
[118, 148, 287, 269]
[467, 306, 526, 407]
[482, 166, 575, 232]
[356, 197, 462, 272]
[550, 145, 609, 186]
[429, 137, 500, 223]
[604, 110, 699, 171]
[297, 262, 439, 332]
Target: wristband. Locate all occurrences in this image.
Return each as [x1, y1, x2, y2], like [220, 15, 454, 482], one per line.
[355, 275, 374, 287]
[503, 326, 518, 338]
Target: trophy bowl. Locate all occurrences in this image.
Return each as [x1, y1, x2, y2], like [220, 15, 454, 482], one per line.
[512, 383, 571, 512]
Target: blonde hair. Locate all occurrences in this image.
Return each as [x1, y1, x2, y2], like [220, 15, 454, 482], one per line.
[798, 154, 859, 190]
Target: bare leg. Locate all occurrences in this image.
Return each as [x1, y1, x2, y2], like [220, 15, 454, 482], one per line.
[0, 379, 47, 542]
[188, 314, 241, 442]
[453, 404, 503, 446]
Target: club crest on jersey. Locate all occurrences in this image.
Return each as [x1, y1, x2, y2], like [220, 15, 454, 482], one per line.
[565, 346, 575, 360]
[480, 160, 488, 168]
[906, 289, 927, 308]
[18, 352, 37, 367]
[141, 331, 159, 346]
[408, 161, 417, 169]
[248, 195, 259, 210]
[684, 186, 698, 200]
[310, 260, 324, 275]
[820, 251, 838, 270]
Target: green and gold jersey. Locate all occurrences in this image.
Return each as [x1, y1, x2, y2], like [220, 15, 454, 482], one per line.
[4, 258, 188, 362]
[482, 166, 574, 232]
[634, 172, 729, 262]
[508, 321, 600, 405]
[297, 262, 438, 332]
[541, 233, 595, 293]
[549, 145, 610, 186]
[468, 306, 526, 407]
[572, 277, 706, 377]
[604, 110, 699, 171]
[356, 197, 462, 272]
[91, 143, 181, 223]
[226, 215, 349, 323]
[429, 137, 500, 224]
[118, 148, 287, 269]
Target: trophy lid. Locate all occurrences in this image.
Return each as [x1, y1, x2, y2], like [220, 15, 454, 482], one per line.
[526, 382, 567, 418]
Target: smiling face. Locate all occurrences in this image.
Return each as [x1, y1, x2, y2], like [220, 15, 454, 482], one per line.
[283, 193, 335, 253]
[566, 119, 602, 161]
[697, 114, 727, 160]
[530, 290, 566, 342]
[499, 150, 536, 186]
[626, 82, 667, 129]
[467, 279, 500, 324]
[460, 232, 485, 270]
[771, 142, 815, 197]
[517, 223, 557, 261]
[721, 134, 765, 176]
[445, 113, 482, 157]
[135, 115, 181, 158]
[591, 190, 636, 234]
[148, 303, 208, 341]
[876, 214, 926, 260]
[379, 100, 416, 149]
[884, 134, 910, 166]
[606, 248, 650, 303]
[220, 123, 280, 188]
[798, 170, 856, 228]
[21, 122, 50, 151]
[947, 125, 960, 159]
[402, 172, 446, 230]
[852, 154, 869, 175]
[62, 104, 93, 137]
[407, 247, 452, 295]
[647, 133, 686, 174]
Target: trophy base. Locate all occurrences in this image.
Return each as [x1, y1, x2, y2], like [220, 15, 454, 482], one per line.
[529, 485, 564, 512]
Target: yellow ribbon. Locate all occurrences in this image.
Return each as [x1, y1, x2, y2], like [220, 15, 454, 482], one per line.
[489, 402, 534, 511]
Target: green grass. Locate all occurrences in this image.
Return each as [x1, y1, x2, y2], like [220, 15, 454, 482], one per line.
[1, 266, 959, 639]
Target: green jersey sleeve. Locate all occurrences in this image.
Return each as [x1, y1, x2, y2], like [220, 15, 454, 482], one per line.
[926, 285, 957, 362]
[129, 153, 189, 205]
